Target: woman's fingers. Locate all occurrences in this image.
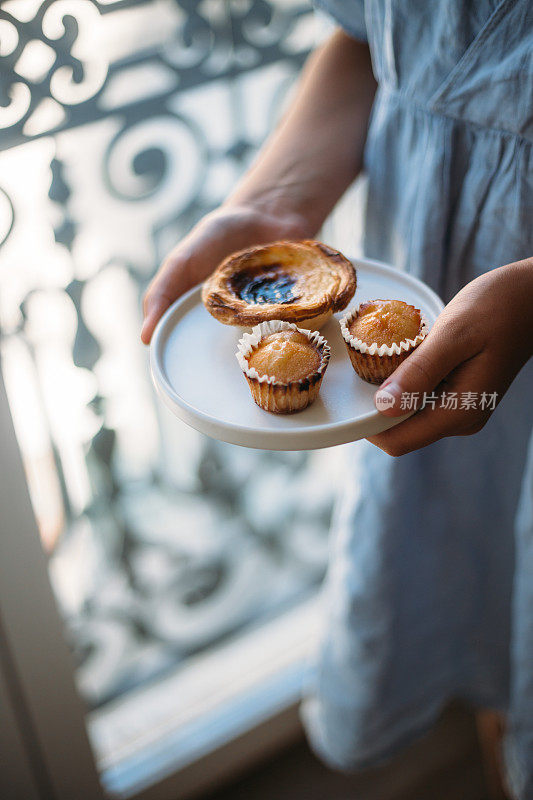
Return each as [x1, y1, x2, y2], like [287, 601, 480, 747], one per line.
[366, 261, 533, 455]
[140, 204, 314, 344]
[368, 390, 482, 457]
[368, 352, 501, 455]
[141, 270, 183, 345]
[140, 209, 257, 344]
[140, 248, 197, 344]
[366, 407, 484, 456]
[141, 289, 174, 344]
[368, 308, 489, 455]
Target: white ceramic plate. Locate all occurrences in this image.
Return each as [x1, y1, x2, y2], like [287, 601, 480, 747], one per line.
[150, 257, 444, 450]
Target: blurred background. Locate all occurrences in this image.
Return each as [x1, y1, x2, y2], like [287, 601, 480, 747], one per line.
[1, 0, 342, 707]
[0, 2, 490, 799]
[0, 0, 365, 795]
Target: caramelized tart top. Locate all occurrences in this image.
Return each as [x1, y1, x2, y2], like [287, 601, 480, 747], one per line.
[202, 240, 356, 326]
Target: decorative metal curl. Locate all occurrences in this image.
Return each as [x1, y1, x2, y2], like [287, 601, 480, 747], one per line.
[0, 187, 15, 249]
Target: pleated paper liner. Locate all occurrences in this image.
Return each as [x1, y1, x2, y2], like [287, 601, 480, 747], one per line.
[236, 320, 331, 413]
[340, 303, 428, 385]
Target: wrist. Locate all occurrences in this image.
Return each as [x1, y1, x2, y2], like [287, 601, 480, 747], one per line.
[512, 255, 533, 286]
[497, 256, 533, 359]
[221, 195, 315, 240]
[515, 257, 533, 355]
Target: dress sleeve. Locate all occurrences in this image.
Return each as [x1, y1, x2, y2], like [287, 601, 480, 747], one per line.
[311, 0, 367, 42]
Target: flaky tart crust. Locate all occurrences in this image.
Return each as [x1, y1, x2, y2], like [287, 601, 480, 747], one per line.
[202, 240, 356, 328]
[340, 300, 428, 385]
[236, 320, 330, 414]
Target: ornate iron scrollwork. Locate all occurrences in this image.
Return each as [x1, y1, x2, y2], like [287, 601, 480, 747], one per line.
[0, 0, 337, 710]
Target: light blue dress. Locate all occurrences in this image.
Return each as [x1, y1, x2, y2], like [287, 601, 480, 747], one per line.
[304, 2, 533, 797]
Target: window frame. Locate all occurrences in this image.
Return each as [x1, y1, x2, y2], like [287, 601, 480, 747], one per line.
[0, 369, 103, 799]
[91, 597, 321, 798]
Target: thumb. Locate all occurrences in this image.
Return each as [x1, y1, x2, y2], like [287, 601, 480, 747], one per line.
[373, 319, 466, 417]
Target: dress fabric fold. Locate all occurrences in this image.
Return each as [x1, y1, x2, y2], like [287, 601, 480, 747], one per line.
[306, 2, 533, 796]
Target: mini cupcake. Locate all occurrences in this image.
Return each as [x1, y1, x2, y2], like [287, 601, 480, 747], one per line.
[236, 320, 330, 413]
[340, 299, 428, 384]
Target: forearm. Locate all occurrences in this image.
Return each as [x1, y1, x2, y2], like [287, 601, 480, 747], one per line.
[141, 31, 376, 343]
[226, 30, 377, 235]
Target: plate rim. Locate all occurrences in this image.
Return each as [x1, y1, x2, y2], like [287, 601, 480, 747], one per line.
[150, 256, 445, 449]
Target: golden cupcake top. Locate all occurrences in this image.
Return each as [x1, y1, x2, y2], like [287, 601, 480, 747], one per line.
[248, 330, 321, 383]
[202, 240, 356, 327]
[348, 299, 422, 347]
[236, 320, 330, 413]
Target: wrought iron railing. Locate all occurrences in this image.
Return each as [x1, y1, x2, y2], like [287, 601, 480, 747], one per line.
[0, 0, 343, 710]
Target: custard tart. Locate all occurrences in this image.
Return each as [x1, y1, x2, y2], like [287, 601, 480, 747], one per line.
[236, 320, 330, 413]
[202, 240, 356, 329]
[340, 299, 428, 384]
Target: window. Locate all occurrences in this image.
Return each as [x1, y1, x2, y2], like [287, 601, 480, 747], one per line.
[0, 2, 363, 795]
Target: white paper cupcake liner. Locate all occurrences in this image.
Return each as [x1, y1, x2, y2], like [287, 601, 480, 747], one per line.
[339, 301, 428, 385]
[236, 320, 330, 413]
